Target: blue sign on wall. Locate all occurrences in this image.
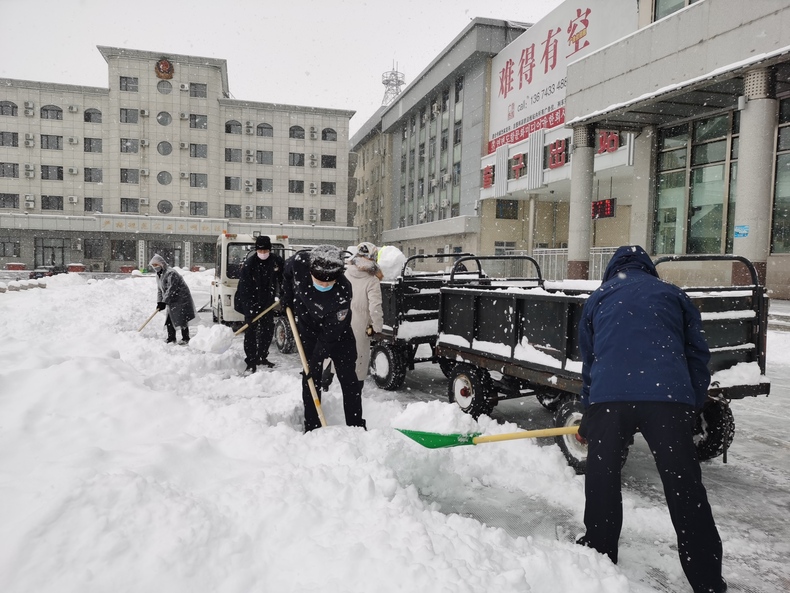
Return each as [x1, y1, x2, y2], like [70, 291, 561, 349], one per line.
[734, 225, 749, 238]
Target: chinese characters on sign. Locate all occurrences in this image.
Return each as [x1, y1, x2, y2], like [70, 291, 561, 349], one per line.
[482, 165, 495, 189]
[597, 131, 620, 154]
[591, 198, 616, 219]
[549, 139, 567, 169]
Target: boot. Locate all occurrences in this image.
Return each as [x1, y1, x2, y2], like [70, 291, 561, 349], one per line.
[179, 327, 190, 345]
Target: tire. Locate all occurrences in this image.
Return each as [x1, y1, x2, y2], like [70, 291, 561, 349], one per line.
[694, 400, 735, 461]
[437, 357, 456, 379]
[536, 391, 562, 412]
[371, 342, 407, 390]
[448, 363, 496, 419]
[274, 316, 295, 354]
[217, 304, 225, 326]
[211, 296, 218, 323]
[554, 399, 588, 474]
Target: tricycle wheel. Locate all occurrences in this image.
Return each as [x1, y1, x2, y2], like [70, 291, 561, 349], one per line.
[448, 364, 496, 419]
[536, 391, 562, 412]
[694, 399, 735, 461]
[274, 316, 295, 354]
[371, 342, 407, 390]
[554, 399, 587, 474]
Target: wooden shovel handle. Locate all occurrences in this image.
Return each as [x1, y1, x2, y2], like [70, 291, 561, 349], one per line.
[233, 300, 279, 336]
[286, 307, 327, 427]
[137, 309, 159, 332]
[472, 425, 579, 445]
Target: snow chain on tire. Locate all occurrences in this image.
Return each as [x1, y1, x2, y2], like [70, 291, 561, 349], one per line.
[694, 397, 735, 462]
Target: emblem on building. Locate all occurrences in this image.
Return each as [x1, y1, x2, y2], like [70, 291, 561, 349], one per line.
[155, 58, 174, 79]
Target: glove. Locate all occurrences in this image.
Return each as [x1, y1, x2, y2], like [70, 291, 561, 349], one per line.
[365, 325, 374, 337]
[157, 301, 167, 311]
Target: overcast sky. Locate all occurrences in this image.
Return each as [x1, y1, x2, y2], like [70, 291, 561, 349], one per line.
[0, 0, 563, 135]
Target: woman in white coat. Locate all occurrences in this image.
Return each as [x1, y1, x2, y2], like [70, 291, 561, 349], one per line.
[344, 242, 384, 382]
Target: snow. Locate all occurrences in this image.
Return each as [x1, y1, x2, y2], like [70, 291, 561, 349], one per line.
[0, 269, 788, 592]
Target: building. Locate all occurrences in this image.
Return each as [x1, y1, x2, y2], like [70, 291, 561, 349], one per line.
[0, 46, 356, 272]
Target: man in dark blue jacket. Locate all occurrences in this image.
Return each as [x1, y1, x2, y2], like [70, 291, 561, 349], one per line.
[280, 245, 365, 432]
[577, 245, 726, 593]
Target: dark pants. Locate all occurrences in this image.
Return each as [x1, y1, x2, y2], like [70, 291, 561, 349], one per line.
[164, 315, 189, 342]
[301, 336, 363, 431]
[580, 401, 723, 593]
[243, 311, 274, 366]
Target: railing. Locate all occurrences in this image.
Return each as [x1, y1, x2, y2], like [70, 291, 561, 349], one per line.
[514, 247, 618, 281]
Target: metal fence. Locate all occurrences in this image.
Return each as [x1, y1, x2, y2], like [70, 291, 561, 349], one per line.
[516, 247, 618, 281]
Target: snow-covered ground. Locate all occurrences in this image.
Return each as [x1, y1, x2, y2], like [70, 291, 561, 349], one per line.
[0, 270, 788, 593]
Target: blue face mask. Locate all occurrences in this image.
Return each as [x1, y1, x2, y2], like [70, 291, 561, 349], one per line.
[313, 282, 334, 292]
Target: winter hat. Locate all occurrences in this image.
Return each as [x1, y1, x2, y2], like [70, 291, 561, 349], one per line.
[309, 244, 345, 282]
[255, 235, 272, 250]
[356, 242, 378, 260]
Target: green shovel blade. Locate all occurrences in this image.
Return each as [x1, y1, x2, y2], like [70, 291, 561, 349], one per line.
[396, 429, 482, 449]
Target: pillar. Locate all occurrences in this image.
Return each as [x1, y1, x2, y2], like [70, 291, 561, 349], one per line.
[567, 125, 596, 279]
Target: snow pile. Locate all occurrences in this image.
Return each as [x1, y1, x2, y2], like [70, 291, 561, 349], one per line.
[377, 245, 407, 280]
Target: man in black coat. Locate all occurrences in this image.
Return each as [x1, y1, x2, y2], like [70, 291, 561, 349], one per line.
[577, 245, 726, 593]
[280, 245, 365, 432]
[234, 235, 284, 373]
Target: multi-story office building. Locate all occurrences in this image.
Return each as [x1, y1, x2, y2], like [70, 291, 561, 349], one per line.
[0, 46, 356, 272]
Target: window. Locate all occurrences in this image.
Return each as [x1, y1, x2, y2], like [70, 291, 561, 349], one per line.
[84, 108, 102, 123]
[320, 182, 336, 195]
[773, 98, 790, 253]
[257, 150, 273, 165]
[256, 178, 273, 192]
[156, 112, 172, 126]
[225, 176, 241, 191]
[120, 198, 139, 213]
[654, 0, 698, 20]
[157, 171, 172, 185]
[120, 138, 139, 153]
[256, 205, 273, 220]
[111, 240, 136, 260]
[288, 180, 304, 193]
[157, 141, 172, 156]
[190, 114, 208, 129]
[190, 143, 207, 158]
[120, 168, 139, 184]
[0, 101, 18, 116]
[84, 137, 102, 153]
[321, 155, 336, 168]
[0, 193, 19, 208]
[225, 148, 242, 162]
[289, 152, 305, 166]
[40, 105, 62, 120]
[0, 235, 20, 256]
[40, 165, 63, 180]
[83, 238, 103, 259]
[157, 80, 172, 95]
[119, 76, 138, 92]
[41, 135, 63, 150]
[322, 128, 337, 141]
[257, 123, 273, 137]
[224, 204, 242, 218]
[453, 121, 462, 145]
[120, 108, 138, 124]
[190, 201, 208, 216]
[288, 207, 304, 221]
[0, 131, 18, 147]
[440, 128, 449, 152]
[192, 242, 214, 262]
[494, 241, 517, 256]
[190, 173, 208, 188]
[84, 197, 103, 212]
[190, 83, 207, 98]
[84, 168, 103, 183]
[225, 120, 241, 134]
[495, 199, 518, 219]
[320, 208, 336, 222]
[41, 195, 63, 210]
[289, 126, 305, 139]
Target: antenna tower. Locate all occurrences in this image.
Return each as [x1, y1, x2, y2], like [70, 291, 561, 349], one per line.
[381, 63, 405, 106]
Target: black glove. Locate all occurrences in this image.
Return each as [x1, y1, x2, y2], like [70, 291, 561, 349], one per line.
[157, 301, 167, 311]
[365, 325, 375, 337]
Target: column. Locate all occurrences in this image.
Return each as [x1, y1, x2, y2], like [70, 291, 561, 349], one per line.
[567, 125, 596, 279]
[732, 68, 776, 285]
[629, 126, 657, 248]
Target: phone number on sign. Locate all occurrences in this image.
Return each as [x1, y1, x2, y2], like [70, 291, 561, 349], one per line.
[529, 77, 567, 104]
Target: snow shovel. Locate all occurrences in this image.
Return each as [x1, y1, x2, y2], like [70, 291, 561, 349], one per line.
[286, 306, 327, 428]
[137, 309, 160, 332]
[397, 425, 580, 449]
[192, 301, 280, 354]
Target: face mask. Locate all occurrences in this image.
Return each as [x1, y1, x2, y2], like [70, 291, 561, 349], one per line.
[313, 282, 334, 292]
[257, 252, 270, 260]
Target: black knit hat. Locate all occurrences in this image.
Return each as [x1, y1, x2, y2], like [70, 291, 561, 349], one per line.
[255, 235, 272, 250]
[309, 245, 345, 282]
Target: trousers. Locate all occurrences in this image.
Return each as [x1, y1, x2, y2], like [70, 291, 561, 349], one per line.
[243, 310, 274, 366]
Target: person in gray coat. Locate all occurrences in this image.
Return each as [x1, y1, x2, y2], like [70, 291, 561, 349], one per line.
[149, 254, 196, 344]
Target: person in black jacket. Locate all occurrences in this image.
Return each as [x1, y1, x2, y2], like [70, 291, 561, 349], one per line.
[234, 235, 284, 373]
[576, 245, 726, 593]
[280, 245, 365, 432]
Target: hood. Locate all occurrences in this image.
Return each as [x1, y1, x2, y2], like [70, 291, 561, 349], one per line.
[602, 245, 658, 283]
[149, 253, 168, 270]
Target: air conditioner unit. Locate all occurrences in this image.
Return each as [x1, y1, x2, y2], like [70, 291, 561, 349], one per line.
[309, 214, 317, 221]
[67, 196, 78, 204]
[68, 167, 79, 175]
[244, 186, 253, 193]
[90, 262, 103, 272]
[309, 154, 316, 160]
[309, 182, 317, 189]
[24, 101, 34, 109]
[244, 179, 253, 186]
[309, 126, 316, 133]
[245, 149, 254, 156]
[24, 164, 34, 171]
[24, 109, 34, 116]
[245, 126, 253, 135]
[245, 121, 253, 127]
[24, 194, 34, 201]
[244, 205, 254, 212]
[68, 136, 79, 144]
[140, 168, 149, 176]
[430, 179, 438, 189]
[179, 142, 188, 149]
[309, 208, 317, 215]
[432, 104, 440, 115]
[25, 133, 34, 141]
[245, 155, 255, 163]
[140, 198, 149, 205]
[25, 198, 35, 208]
[244, 211, 254, 218]
[309, 189, 317, 195]
[419, 212, 426, 221]
[140, 109, 149, 117]
[428, 203, 437, 211]
[442, 174, 451, 183]
[24, 140, 34, 148]
[179, 200, 188, 207]
[180, 83, 189, 91]
[440, 199, 450, 208]
[179, 112, 188, 120]
[24, 171, 35, 178]
[310, 160, 318, 167]
[140, 139, 149, 147]
[68, 105, 79, 113]
[180, 172, 189, 179]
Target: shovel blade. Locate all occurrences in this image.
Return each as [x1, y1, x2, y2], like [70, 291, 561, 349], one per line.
[396, 429, 482, 449]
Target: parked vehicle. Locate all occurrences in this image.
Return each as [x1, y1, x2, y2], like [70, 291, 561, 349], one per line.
[433, 254, 771, 474]
[29, 265, 66, 279]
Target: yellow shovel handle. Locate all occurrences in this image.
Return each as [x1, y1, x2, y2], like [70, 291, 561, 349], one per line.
[472, 425, 579, 445]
